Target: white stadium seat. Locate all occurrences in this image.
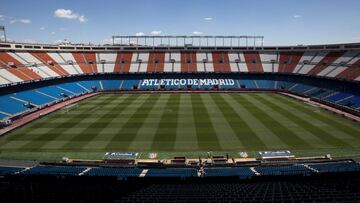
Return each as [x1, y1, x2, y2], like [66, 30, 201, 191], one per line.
[57, 52, 84, 74]
[238, 53, 249, 72]
[97, 53, 116, 73]
[259, 52, 278, 72]
[297, 51, 327, 74]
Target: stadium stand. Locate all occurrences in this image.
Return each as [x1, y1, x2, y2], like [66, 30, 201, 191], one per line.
[2, 49, 360, 85]
[2, 167, 359, 202]
[204, 167, 255, 178]
[21, 165, 86, 176]
[254, 164, 313, 176]
[308, 161, 360, 173]
[145, 168, 198, 178]
[85, 167, 143, 179]
[0, 166, 24, 175]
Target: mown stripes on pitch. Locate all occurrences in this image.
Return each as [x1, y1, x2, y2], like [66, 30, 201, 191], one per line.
[191, 94, 221, 150]
[151, 94, 181, 150]
[106, 94, 161, 149]
[210, 94, 267, 150]
[233, 94, 311, 149]
[258, 94, 350, 147]
[1, 93, 360, 155]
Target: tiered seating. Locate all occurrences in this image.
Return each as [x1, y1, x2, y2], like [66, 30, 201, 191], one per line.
[289, 84, 314, 95]
[77, 80, 101, 90]
[256, 80, 275, 89]
[255, 164, 312, 176]
[101, 80, 122, 90]
[36, 86, 70, 98]
[327, 92, 352, 103]
[121, 80, 140, 90]
[0, 166, 24, 175]
[22, 165, 86, 176]
[338, 96, 360, 108]
[48, 52, 83, 74]
[12, 90, 55, 106]
[114, 52, 133, 73]
[0, 112, 8, 119]
[145, 168, 198, 178]
[72, 52, 96, 74]
[309, 161, 360, 173]
[0, 52, 42, 81]
[275, 81, 295, 90]
[0, 68, 22, 85]
[85, 167, 143, 179]
[259, 52, 278, 72]
[243, 52, 263, 73]
[238, 80, 256, 88]
[119, 180, 360, 202]
[1, 50, 360, 84]
[57, 82, 88, 94]
[97, 53, 116, 73]
[0, 95, 29, 115]
[13, 52, 59, 78]
[31, 52, 69, 76]
[204, 167, 254, 178]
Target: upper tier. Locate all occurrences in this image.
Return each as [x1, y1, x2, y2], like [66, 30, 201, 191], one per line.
[0, 42, 359, 86]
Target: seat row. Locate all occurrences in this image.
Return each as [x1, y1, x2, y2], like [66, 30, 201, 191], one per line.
[1, 50, 360, 86]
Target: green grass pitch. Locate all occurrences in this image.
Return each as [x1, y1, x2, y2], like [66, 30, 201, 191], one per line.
[1, 93, 360, 161]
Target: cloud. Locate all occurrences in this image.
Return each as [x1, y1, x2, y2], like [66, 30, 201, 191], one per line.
[204, 17, 213, 21]
[10, 19, 31, 24]
[40, 27, 45, 30]
[59, 27, 66, 31]
[293, 15, 302, 19]
[54, 9, 87, 23]
[192, 31, 203, 36]
[135, 32, 145, 36]
[50, 31, 56, 35]
[78, 15, 86, 22]
[151, 31, 162, 36]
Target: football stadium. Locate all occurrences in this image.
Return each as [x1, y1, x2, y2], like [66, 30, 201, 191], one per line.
[1, 0, 360, 202]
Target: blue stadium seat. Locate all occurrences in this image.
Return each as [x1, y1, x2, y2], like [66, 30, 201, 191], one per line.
[145, 168, 198, 178]
[327, 92, 351, 103]
[290, 84, 314, 94]
[255, 165, 312, 176]
[36, 86, 69, 98]
[101, 80, 122, 90]
[0, 95, 28, 114]
[121, 80, 140, 90]
[309, 161, 360, 173]
[12, 90, 55, 106]
[0, 112, 8, 119]
[77, 80, 102, 91]
[256, 80, 275, 89]
[85, 167, 143, 179]
[0, 166, 24, 175]
[58, 82, 88, 94]
[22, 165, 86, 176]
[204, 167, 255, 178]
[239, 80, 256, 88]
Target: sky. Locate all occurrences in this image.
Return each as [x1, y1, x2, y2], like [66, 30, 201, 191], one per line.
[0, 0, 360, 46]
